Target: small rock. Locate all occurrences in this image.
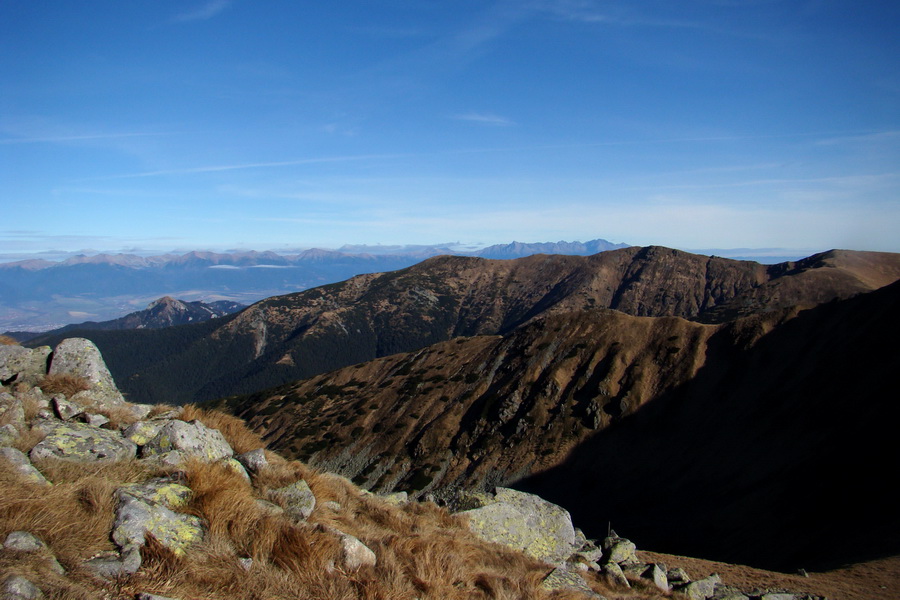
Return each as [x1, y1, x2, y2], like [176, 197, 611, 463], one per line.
[646, 563, 670, 593]
[270, 479, 316, 521]
[84, 545, 142, 578]
[3, 531, 46, 552]
[542, 566, 606, 598]
[112, 486, 203, 555]
[136, 594, 181, 600]
[81, 413, 110, 428]
[325, 527, 376, 570]
[123, 421, 165, 446]
[1, 575, 43, 599]
[683, 573, 721, 600]
[220, 457, 251, 482]
[603, 535, 637, 564]
[236, 448, 268, 473]
[668, 567, 691, 584]
[239, 557, 253, 571]
[0, 447, 51, 486]
[380, 491, 408, 505]
[0, 423, 19, 445]
[52, 396, 79, 420]
[603, 562, 630, 589]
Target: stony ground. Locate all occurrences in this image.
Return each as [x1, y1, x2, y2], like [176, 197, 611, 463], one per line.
[638, 551, 900, 600]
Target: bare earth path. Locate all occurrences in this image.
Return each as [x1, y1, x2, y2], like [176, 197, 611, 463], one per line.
[638, 551, 900, 600]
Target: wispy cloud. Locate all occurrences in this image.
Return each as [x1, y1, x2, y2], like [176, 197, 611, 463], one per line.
[451, 112, 516, 126]
[172, 0, 233, 23]
[0, 132, 177, 145]
[85, 153, 408, 180]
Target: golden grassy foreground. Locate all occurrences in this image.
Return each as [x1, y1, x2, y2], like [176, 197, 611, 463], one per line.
[0, 402, 672, 600]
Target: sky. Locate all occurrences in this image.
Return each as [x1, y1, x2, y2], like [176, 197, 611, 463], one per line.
[1, 0, 898, 258]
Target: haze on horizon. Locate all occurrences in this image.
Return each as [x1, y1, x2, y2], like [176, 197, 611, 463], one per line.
[2, 1, 898, 256]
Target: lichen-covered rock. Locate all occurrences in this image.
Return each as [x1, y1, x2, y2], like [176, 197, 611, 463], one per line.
[0, 345, 51, 387]
[51, 396, 79, 420]
[0, 447, 51, 486]
[0, 423, 19, 446]
[603, 535, 637, 565]
[141, 420, 233, 462]
[270, 479, 316, 521]
[3, 531, 46, 552]
[221, 457, 251, 482]
[29, 421, 136, 463]
[123, 421, 165, 446]
[84, 545, 142, 578]
[112, 482, 203, 555]
[457, 487, 576, 563]
[380, 491, 408, 505]
[646, 563, 670, 592]
[542, 566, 606, 598]
[683, 573, 722, 600]
[1, 575, 43, 599]
[603, 562, 630, 588]
[47, 338, 124, 406]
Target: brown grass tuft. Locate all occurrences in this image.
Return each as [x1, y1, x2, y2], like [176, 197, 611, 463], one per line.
[179, 404, 266, 454]
[37, 373, 91, 397]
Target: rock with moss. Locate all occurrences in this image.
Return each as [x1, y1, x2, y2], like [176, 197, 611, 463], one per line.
[456, 487, 577, 563]
[141, 419, 233, 462]
[47, 338, 124, 407]
[112, 480, 203, 555]
[682, 573, 722, 600]
[29, 421, 136, 463]
[0, 345, 51, 388]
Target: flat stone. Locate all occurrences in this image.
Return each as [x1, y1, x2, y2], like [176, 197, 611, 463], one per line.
[29, 421, 136, 463]
[123, 421, 165, 446]
[4, 531, 46, 552]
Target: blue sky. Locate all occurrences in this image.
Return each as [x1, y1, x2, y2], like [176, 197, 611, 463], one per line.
[1, 0, 898, 257]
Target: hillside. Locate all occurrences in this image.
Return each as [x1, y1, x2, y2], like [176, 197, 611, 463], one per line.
[27, 246, 900, 405]
[221, 279, 900, 572]
[2, 336, 851, 600]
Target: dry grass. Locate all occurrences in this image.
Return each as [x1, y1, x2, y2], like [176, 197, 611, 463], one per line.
[37, 373, 91, 397]
[0, 334, 18, 345]
[0, 404, 665, 599]
[180, 404, 267, 454]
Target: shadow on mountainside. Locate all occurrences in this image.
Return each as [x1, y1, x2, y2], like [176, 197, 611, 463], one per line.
[515, 281, 900, 573]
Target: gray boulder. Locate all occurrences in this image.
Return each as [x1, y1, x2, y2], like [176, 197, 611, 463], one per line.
[457, 487, 576, 563]
[327, 527, 377, 570]
[0, 423, 19, 446]
[603, 535, 637, 564]
[47, 338, 124, 406]
[0, 447, 51, 486]
[236, 448, 268, 473]
[29, 421, 136, 463]
[542, 566, 606, 598]
[141, 420, 233, 462]
[0, 345, 51, 387]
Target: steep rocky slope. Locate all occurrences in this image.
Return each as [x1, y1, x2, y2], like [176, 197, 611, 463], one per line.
[225, 279, 900, 572]
[29, 247, 900, 404]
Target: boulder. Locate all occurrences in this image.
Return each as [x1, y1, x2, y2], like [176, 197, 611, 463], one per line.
[603, 562, 630, 588]
[332, 528, 376, 570]
[141, 420, 233, 462]
[29, 421, 136, 463]
[47, 339, 124, 406]
[646, 563, 670, 593]
[0, 345, 51, 387]
[112, 482, 203, 555]
[123, 421, 166, 446]
[0, 447, 51, 486]
[0, 423, 19, 446]
[457, 487, 577, 563]
[270, 479, 316, 521]
[602, 535, 637, 564]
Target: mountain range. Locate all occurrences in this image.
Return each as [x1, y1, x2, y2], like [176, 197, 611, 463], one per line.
[0, 239, 627, 331]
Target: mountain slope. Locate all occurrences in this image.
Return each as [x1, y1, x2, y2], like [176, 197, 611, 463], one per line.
[27, 246, 900, 405]
[225, 280, 900, 571]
